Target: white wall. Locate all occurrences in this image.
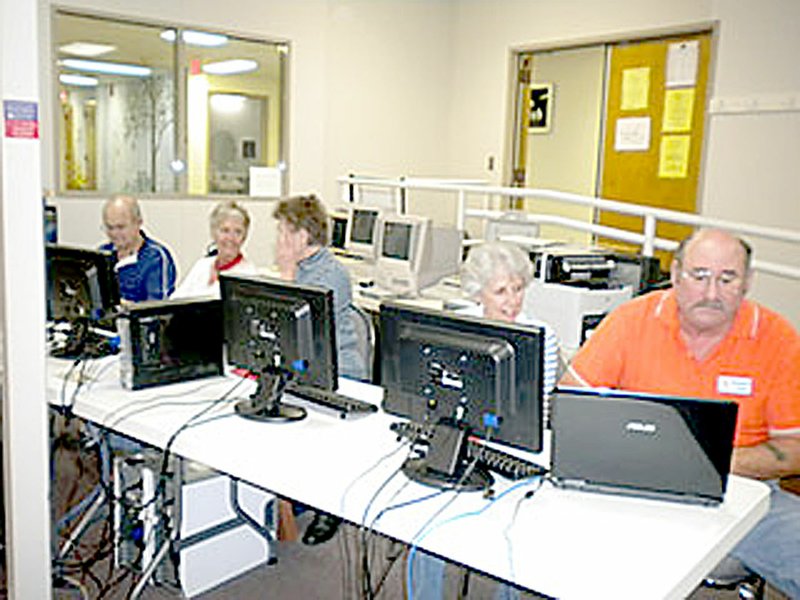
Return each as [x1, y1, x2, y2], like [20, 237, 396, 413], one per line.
[41, 0, 799, 324]
[701, 0, 800, 325]
[3, 0, 54, 594]
[527, 45, 606, 245]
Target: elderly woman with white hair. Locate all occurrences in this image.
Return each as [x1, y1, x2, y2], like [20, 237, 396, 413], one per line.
[458, 241, 559, 395]
[414, 241, 560, 600]
[172, 200, 258, 299]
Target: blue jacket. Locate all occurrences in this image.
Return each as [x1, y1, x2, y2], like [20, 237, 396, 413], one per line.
[101, 232, 177, 302]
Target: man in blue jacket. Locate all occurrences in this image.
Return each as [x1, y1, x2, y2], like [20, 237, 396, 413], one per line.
[100, 195, 176, 302]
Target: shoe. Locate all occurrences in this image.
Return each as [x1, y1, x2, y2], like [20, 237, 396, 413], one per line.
[703, 556, 765, 598]
[302, 512, 341, 546]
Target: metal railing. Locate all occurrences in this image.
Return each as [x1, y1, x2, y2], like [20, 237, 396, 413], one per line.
[338, 175, 800, 282]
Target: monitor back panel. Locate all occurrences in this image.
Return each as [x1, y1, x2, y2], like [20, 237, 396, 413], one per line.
[550, 389, 738, 505]
[118, 298, 224, 390]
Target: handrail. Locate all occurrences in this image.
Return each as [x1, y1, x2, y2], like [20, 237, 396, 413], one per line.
[337, 175, 800, 281]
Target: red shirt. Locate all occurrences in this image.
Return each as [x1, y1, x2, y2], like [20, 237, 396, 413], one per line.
[570, 290, 800, 447]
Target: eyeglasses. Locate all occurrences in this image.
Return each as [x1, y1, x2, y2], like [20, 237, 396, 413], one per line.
[680, 268, 743, 290]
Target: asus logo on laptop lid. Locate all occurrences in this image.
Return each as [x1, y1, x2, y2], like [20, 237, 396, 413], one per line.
[551, 387, 738, 505]
[625, 420, 657, 435]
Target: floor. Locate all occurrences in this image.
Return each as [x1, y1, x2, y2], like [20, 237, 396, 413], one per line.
[0, 420, 790, 599]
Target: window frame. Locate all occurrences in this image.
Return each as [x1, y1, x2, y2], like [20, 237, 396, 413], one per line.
[52, 8, 290, 198]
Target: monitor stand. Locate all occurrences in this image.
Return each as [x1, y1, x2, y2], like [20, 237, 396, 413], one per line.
[234, 365, 307, 422]
[402, 420, 492, 492]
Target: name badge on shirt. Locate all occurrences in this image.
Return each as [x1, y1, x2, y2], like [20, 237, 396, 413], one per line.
[717, 375, 753, 397]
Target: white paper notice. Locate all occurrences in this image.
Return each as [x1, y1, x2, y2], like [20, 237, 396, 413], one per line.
[249, 166, 282, 197]
[615, 117, 651, 152]
[666, 40, 699, 88]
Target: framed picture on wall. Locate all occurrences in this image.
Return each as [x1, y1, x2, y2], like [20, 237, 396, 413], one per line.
[528, 83, 553, 133]
[242, 139, 257, 159]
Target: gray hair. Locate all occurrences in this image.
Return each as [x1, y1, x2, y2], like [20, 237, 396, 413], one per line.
[460, 241, 533, 299]
[210, 200, 250, 237]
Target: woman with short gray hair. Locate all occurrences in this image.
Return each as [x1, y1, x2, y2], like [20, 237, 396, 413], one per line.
[210, 200, 251, 236]
[460, 241, 533, 319]
[172, 200, 257, 298]
[458, 241, 558, 391]
[417, 241, 561, 599]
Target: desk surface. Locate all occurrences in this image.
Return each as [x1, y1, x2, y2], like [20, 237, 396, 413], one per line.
[48, 357, 770, 600]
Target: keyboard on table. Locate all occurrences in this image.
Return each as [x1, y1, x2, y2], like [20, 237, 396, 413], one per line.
[285, 383, 378, 418]
[389, 421, 548, 481]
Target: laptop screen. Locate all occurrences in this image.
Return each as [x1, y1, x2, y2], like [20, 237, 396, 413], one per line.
[550, 388, 738, 504]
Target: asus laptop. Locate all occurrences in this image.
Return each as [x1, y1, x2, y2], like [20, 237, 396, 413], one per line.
[550, 388, 738, 505]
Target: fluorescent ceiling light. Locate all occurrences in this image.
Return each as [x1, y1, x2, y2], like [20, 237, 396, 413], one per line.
[160, 29, 228, 47]
[59, 73, 98, 87]
[61, 58, 152, 78]
[59, 42, 116, 57]
[202, 59, 257, 75]
[210, 93, 246, 112]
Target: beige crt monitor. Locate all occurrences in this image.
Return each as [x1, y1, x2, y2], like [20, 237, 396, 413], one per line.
[374, 213, 462, 296]
[345, 205, 383, 260]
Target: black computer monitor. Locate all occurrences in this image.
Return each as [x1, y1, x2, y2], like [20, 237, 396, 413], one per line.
[379, 302, 545, 490]
[220, 273, 338, 422]
[46, 244, 121, 357]
[330, 211, 349, 251]
[46, 244, 119, 323]
[44, 204, 58, 243]
[118, 298, 225, 390]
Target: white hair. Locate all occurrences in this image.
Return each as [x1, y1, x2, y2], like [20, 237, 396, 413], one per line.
[460, 241, 533, 299]
[210, 200, 250, 237]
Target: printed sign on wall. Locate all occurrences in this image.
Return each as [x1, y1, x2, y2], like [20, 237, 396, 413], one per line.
[4, 100, 39, 139]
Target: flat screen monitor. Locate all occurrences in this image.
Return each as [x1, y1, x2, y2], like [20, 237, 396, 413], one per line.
[118, 298, 224, 390]
[380, 301, 545, 490]
[220, 273, 338, 422]
[345, 206, 381, 259]
[46, 244, 121, 358]
[46, 244, 120, 324]
[329, 210, 349, 251]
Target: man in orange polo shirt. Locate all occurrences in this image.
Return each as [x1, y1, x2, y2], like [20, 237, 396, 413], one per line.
[562, 228, 800, 597]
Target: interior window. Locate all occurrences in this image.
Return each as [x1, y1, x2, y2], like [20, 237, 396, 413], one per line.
[54, 10, 287, 196]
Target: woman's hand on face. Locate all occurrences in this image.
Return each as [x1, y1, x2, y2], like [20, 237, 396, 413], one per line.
[276, 220, 304, 280]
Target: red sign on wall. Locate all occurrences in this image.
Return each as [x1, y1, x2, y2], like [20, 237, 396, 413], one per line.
[4, 100, 39, 139]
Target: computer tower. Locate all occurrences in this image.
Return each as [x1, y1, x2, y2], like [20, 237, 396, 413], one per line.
[113, 451, 178, 585]
[524, 280, 633, 355]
